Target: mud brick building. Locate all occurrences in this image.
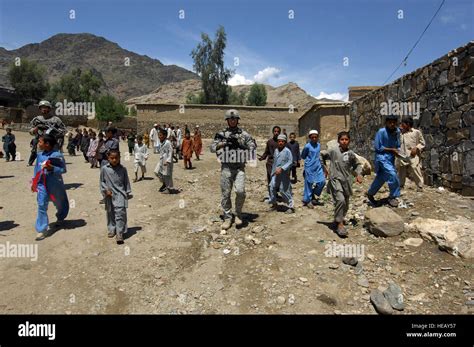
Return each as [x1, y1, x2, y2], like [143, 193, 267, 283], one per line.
[136, 103, 300, 138]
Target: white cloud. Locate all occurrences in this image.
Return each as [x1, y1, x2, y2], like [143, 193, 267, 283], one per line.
[314, 91, 349, 101]
[228, 67, 281, 86]
[228, 73, 253, 86]
[440, 14, 455, 24]
[253, 67, 281, 83]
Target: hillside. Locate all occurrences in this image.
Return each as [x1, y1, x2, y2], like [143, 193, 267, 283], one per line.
[0, 33, 199, 100]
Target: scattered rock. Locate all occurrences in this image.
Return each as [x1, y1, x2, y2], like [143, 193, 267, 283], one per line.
[208, 216, 221, 224]
[440, 267, 452, 271]
[383, 283, 404, 311]
[403, 238, 424, 247]
[288, 294, 296, 305]
[317, 294, 337, 306]
[409, 292, 426, 302]
[245, 235, 262, 245]
[276, 296, 286, 305]
[354, 262, 364, 275]
[370, 289, 393, 315]
[357, 275, 369, 288]
[299, 277, 308, 283]
[191, 226, 206, 233]
[252, 225, 266, 233]
[407, 217, 474, 258]
[223, 248, 231, 255]
[342, 257, 358, 266]
[364, 207, 404, 237]
[411, 211, 420, 216]
[329, 264, 339, 270]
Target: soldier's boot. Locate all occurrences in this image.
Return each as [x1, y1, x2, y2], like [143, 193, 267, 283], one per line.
[221, 219, 233, 230]
[234, 214, 243, 227]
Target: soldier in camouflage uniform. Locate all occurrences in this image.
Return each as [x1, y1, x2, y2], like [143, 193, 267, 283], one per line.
[210, 109, 256, 230]
[29, 100, 67, 153]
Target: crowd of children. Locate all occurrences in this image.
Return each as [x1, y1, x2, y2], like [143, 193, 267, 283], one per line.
[259, 114, 425, 238]
[20, 108, 426, 244]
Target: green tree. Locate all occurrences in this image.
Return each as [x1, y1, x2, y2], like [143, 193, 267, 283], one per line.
[95, 94, 127, 122]
[129, 106, 137, 117]
[246, 83, 267, 106]
[185, 91, 205, 104]
[48, 68, 102, 103]
[191, 26, 233, 104]
[228, 87, 246, 105]
[7, 59, 48, 107]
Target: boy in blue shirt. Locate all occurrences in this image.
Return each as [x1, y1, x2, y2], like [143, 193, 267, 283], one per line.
[268, 134, 294, 214]
[367, 114, 401, 207]
[31, 134, 69, 240]
[301, 130, 327, 209]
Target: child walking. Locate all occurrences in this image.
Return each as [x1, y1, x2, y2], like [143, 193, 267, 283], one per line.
[66, 132, 76, 156]
[181, 131, 193, 169]
[31, 134, 69, 241]
[397, 116, 425, 191]
[100, 149, 131, 244]
[286, 132, 301, 183]
[367, 114, 401, 207]
[2, 126, 16, 162]
[154, 128, 174, 193]
[87, 132, 99, 168]
[268, 134, 295, 214]
[322, 131, 363, 238]
[133, 135, 149, 182]
[301, 130, 327, 208]
[80, 128, 90, 163]
[193, 126, 202, 160]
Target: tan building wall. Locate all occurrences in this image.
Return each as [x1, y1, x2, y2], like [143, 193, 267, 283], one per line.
[298, 104, 350, 145]
[137, 104, 300, 138]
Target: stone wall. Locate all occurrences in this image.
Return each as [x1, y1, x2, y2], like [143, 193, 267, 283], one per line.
[298, 104, 350, 145]
[137, 104, 300, 138]
[348, 86, 381, 101]
[350, 41, 474, 196]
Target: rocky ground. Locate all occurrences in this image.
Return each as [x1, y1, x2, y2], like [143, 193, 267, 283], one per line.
[0, 131, 472, 314]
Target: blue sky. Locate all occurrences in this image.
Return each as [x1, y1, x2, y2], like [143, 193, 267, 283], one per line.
[0, 0, 472, 100]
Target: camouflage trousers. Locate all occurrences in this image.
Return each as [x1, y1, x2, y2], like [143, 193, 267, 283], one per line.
[220, 165, 246, 219]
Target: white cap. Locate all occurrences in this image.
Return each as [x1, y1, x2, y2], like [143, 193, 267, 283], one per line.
[196, 125, 199, 128]
[277, 134, 287, 141]
[309, 130, 319, 136]
[153, 123, 158, 127]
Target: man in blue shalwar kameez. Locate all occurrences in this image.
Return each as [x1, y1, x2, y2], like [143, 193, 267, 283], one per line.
[367, 114, 401, 207]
